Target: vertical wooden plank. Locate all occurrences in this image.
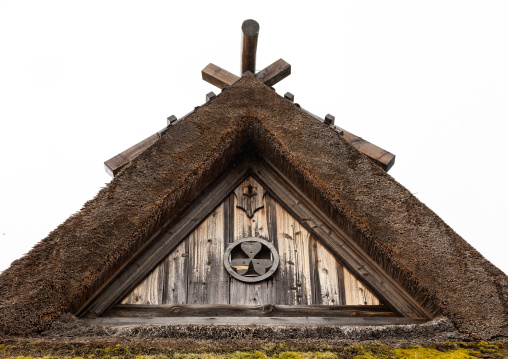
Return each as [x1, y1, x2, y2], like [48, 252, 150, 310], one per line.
[229, 188, 274, 305]
[187, 203, 229, 304]
[265, 193, 278, 248]
[162, 239, 188, 305]
[311, 236, 346, 305]
[224, 194, 235, 245]
[121, 238, 189, 305]
[291, 221, 313, 305]
[344, 269, 381, 305]
[121, 263, 161, 305]
[273, 201, 312, 305]
[308, 238, 323, 305]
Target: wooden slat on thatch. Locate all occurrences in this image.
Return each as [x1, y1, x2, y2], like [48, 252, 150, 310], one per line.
[255, 59, 291, 87]
[341, 129, 395, 171]
[104, 133, 159, 177]
[202, 63, 241, 89]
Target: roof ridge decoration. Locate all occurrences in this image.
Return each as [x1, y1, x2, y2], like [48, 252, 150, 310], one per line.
[105, 20, 394, 177]
[0, 21, 506, 340]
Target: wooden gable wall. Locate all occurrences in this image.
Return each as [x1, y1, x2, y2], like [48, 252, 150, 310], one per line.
[121, 177, 381, 307]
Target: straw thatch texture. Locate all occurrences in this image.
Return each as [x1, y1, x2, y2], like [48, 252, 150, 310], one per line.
[0, 75, 506, 339]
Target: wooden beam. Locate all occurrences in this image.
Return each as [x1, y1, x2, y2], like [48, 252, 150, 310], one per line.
[340, 129, 396, 171]
[104, 133, 159, 177]
[85, 316, 426, 326]
[255, 59, 291, 87]
[202, 63, 240, 89]
[106, 304, 397, 318]
[241, 19, 259, 74]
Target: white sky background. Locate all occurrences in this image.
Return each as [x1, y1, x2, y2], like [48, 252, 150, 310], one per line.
[0, 1, 507, 276]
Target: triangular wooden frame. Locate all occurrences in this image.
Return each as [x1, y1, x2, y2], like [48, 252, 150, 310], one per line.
[77, 155, 431, 324]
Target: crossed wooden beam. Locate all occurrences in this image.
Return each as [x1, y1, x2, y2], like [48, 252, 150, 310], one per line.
[104, 20, 395, 177]
[202, 20, 291, 89]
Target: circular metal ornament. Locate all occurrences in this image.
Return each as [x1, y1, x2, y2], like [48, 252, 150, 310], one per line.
[224, 237, 279, 283]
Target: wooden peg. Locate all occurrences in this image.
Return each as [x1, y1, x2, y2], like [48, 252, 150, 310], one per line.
[206, 92, 216, 102]
[167, 115, 177, 126]
[324, 114, 335, 126]
[284, 92, 294, 102]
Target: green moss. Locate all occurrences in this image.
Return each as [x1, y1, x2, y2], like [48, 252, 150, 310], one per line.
[1, 342, 507, 359]
[394, 347, 476, 358]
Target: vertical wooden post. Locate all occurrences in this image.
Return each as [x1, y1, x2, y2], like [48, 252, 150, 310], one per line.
[241, 19, 259, 74]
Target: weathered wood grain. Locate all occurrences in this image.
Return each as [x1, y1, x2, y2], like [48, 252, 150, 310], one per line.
[255, 59, 291, 87]
[86, 316, 425, 326]
[107, 304, 396, 317]
[202, 63, 240, 89]
[310, 236, 346, 305]
[119, 176, 380, 309]
[120, 259, 162, 305]
[273, 201, 312, 305]
[121, 239, 189, 305]
[187, 203, 229, 304]
[344, 268, 380, 305]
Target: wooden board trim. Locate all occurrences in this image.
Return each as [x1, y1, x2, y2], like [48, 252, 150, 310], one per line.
[106, 304, 397, 318]
[85, 316, 426, 326]
[251, 160, 431, 320]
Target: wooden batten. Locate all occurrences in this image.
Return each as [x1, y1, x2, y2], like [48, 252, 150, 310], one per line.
[202, 63, 240, 89]
[341, 129, 396, 171]
[104, 133, 160, 177]
[107, 304, 396, 318]
[255, 59, 291, 87]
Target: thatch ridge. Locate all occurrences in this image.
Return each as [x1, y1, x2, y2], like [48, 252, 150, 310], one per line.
[0, 75, 506, 339]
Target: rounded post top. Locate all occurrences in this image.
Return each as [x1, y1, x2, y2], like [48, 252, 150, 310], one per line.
[242, 19, 260, 37]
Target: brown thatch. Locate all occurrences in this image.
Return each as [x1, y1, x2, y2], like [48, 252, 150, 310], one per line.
[0, 75, 506, 339]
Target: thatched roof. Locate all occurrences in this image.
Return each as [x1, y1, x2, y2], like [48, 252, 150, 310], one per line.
[0, 75, 506, 339]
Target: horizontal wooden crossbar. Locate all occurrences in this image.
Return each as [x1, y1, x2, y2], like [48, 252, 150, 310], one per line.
[85, 316, 426, 326]
[202, 59, 291, 89]
[341, 129, 395, 171]
[106, 304, 397, 318]
[254, 59, 291, 87]
[104, 133, 159, 177]
[202, 63, 240, 89]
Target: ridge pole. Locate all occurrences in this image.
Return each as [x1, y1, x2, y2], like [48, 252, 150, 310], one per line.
[241, 19, 259, 74]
